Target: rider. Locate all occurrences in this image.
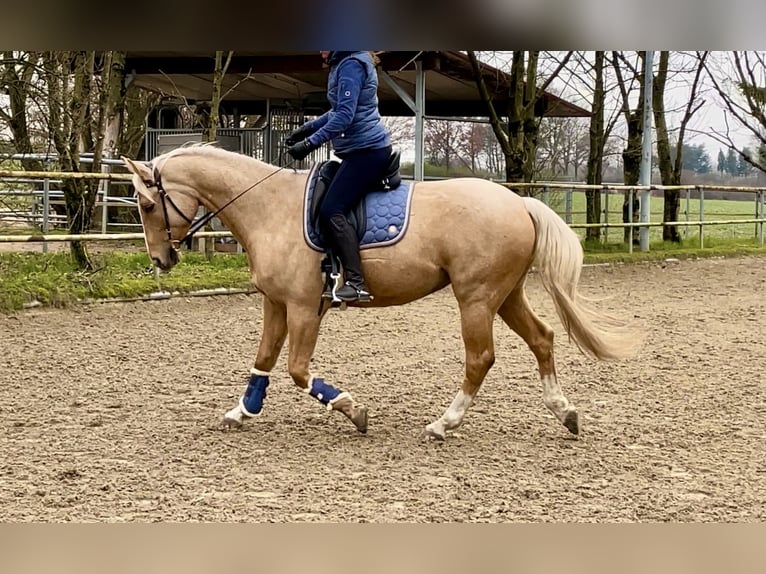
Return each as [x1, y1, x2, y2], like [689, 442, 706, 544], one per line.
[286, 51, 392, 303]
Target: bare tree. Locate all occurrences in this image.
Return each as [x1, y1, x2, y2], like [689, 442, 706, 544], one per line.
[536, 116, 589, 179]
[0, 52, 44, 171]
[467, 51, 573, 184]
[39, 51, 126, 268]
[585, 51, 608, 241]
[704, 51, 766, 174]
[652, 51, 708, 242]
[612, 51, 647, 244]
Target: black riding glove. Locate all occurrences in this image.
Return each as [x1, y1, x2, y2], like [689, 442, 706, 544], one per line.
[285, 125, 317, 146]
[287, 139, 319, 161]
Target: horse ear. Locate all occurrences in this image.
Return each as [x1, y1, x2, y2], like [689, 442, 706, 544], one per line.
[121, 156, 156, 205]
[122, 156, 152, 179]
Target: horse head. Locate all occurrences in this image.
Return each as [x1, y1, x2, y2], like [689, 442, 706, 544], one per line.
[122, 156, 200, 272]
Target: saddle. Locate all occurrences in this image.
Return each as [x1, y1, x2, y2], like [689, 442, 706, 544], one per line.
[308, 150, 402, 242]
[307, 149, 402, 312]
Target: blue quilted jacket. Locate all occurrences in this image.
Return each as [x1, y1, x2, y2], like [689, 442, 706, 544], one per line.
[305, 51, 390, 157]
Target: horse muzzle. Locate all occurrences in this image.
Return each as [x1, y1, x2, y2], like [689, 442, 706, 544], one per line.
[152, 245, 180, 272]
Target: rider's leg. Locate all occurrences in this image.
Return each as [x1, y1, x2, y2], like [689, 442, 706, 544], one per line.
[319, 145, 392, 302]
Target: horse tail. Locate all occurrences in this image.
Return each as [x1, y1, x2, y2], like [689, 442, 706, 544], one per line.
[522, 196, 643, 361]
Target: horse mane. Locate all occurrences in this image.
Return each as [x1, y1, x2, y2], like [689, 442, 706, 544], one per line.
[155, 142, 267, 168]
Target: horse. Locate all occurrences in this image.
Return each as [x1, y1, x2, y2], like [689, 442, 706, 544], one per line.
[122, 144, 643, 440]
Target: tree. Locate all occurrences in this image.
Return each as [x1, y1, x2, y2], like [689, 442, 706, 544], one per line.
[717, 148, 726, 174]
[652, 51, 707, 242]
[726, 148, 739, 175]
[39, 51, 126, 268]
[737, 147, 754, 176]
[612, 51, 646, 244]
[585, 51, 607, 241]
[0, 52, 69, 216]
[536, 116, 589, 179]
[0, 52, 44, 172]
[679, 143, 711, 174]
[704, 51, 766, 175]
[2, 51, 158, 264]
[467, 51, 573, 184]
[201, 51, 234, 259]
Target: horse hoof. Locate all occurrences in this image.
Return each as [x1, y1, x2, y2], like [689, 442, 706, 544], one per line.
[420, 427, 445, 441]
[563, 411, 579, 435]
[221, 416, 242, 431]
[350, 406, 368, 434]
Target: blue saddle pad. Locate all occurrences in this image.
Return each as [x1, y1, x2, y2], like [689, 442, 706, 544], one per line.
[302, 163, 414, 252]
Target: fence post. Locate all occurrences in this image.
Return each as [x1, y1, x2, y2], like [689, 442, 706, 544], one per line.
[542, 185, 550, 207]
[565, 188, 572, 225]
[42, 174, 50, 254]
[628, 187, 634, 254]
[101, 161, 110, 234]
[684, 188, 690, 240]
[697, 185, 705, 249]
[603, 186, 609, 245]
[758, 190, 764, 247]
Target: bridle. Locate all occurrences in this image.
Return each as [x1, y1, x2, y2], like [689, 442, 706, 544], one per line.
[141, 166, 195, 251]
[141, 157, 295, 252]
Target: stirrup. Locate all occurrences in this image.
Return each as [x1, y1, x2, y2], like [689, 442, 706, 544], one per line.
[321, 271, 345, 304]
[335, 283, 373, 303]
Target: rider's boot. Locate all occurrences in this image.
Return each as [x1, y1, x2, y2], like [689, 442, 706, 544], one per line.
[326, 213, 372, 303]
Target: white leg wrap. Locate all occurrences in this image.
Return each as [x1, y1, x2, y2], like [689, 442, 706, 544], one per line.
[250, 367, 270, 376]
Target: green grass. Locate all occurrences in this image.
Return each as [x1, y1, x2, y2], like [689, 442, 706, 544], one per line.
[546, 190, 765, 244]
[1, 239, 763, 313]
[1, 191, 765, 313]
[0, 251, 252, 312]
[582, 236, 766, 264]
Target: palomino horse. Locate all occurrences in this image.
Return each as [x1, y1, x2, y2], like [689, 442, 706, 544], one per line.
[123, 145, 642, 440]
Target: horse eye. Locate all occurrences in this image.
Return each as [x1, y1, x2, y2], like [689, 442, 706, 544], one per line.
[141, 202, 155, 214]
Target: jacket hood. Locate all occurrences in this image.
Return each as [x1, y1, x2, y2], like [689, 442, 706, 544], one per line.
[327, 51, 361, 66]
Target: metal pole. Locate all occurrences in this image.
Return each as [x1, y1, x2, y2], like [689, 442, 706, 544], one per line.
[603, 187, 609, 245]
[42, 175, 50, 254]
[684, 188, 690, 239]
[101, 162, 110, 234]
[264, 98, 272, 163]
[414, 60, 425, 181]
[697, 187, 705, 249]
[628, 187, 634, 254]
[639, 50, 654, 252]
[759, 190, 764, 247]
[565, 188, 572, 224]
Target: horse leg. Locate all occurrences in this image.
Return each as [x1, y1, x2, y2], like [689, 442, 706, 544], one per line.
[222, 296, 288, 429]
[286, 303, 369, 433]
[423, 300, 496, 440]
[497, 285, 579, 435]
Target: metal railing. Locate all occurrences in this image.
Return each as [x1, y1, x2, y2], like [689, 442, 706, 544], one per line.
[503, 182, 766, 251]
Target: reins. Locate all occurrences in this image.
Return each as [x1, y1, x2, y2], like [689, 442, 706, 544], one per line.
[145, 156, 297, 250]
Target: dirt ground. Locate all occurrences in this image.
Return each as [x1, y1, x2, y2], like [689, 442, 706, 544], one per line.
[0, 255, 764, 522]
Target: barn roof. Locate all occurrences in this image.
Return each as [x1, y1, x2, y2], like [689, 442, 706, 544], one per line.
[124, 51, 590, 119]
